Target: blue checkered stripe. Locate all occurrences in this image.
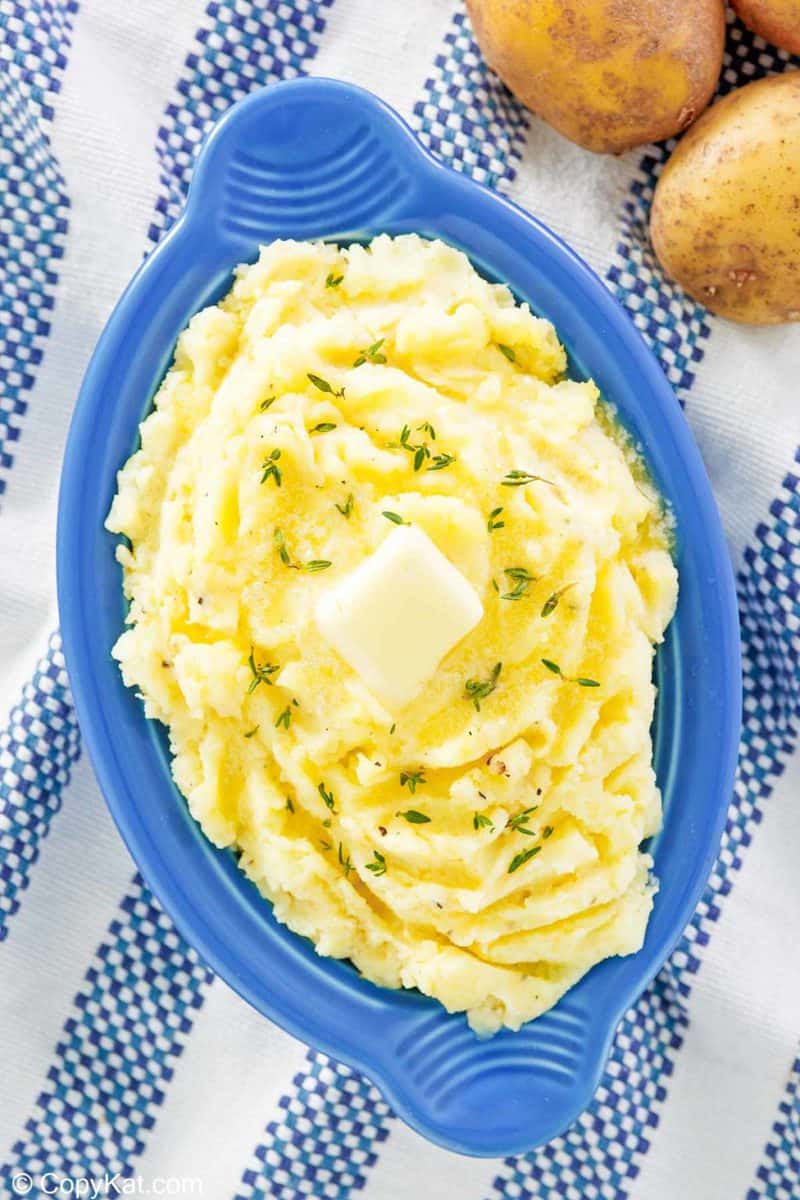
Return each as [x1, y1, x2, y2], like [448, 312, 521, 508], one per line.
[0, 876, 213, 1193]
[148, 0, 334, 246]
[749, 1050, 800, 1200]
[234, 1051, 392, 1200]
[0, 630, 80, 940]
[491, 452, 800, 1200]
[605, 148, 711, 393]
[606, 15, 797, 395]
[0, 0, 77, 497]
[413, 3, 528, 193]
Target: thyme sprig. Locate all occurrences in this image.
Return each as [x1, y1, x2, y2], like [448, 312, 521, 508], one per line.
[353, 338, 387, 367]
[274, 527, 331, 573]
[307, 372, 345, 399]
[318, 782, 336, 812]
[464, 661, 502, 711]
[507, 805, 539, 836]
[501, 469, 555, 488]
[541, 659, 599, 687]
[487, 506, 505, 533]
[508, 844, 541, 874]
[391, 424, 455, 473]
[246, 648, 279, 694]
[338, 842, 353, 878]
[541, 583, 575, 618]
[500, 566, 536, 601]
[365, 849, 387, 877]
[400, 768, 426, 795]
[397, 809, 431, 824]
[260, 448, 282, 486]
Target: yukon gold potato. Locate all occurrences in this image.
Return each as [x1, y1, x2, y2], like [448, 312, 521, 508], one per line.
[107, 236, 677, 1034]
[732, 1, 800, 55]
[651, 72, 800, 325]
[465, 0, 725, 154]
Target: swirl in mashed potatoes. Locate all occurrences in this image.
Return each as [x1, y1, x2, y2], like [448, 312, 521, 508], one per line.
[106, 235, 678, 1035]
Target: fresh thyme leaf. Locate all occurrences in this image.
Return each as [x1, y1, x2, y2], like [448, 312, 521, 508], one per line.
[389, 723, 397, 735]
[259, 395, 276, 411]
[260, 448, 282, 487]
[464, 661, 502, 711]
[274, 527, 292, 566]
[382, 511, 407, 525]
[247, 647, 279, 693]
[311, 422, 337, 434]
[501, 566, 537, 601]
[400, 768, 426, 794]
[507, 805, 539, 833]
[541, 583, 575, 618]
[243, 726, 260, 739]
[473, 811, 494, 832]
[353, 338, 387, 368]
[497, 343, 516, 363]
[307, 372, 345, 399]
[365, 849, 387, 876]
[286, 796, 294, 813]
[501, 469, 554, 488]
[275, 705, 292, 730]
[326, 272, 344, 288]
[397, 809, 431, 824]
[335, 493, 354, 518]
[320, 839, 332, 851]
[542, 826, 553, 839]
[508, 844, 541, 874]
[487, 506, 505, 532]
[304, 560, 332, 573]
[318, 782, 336, 811]
[491, 578, 500, 593]
[541, 657, 599, 687]
[338, 842, 354, 878]
[323, 818, 331, 828]
[393, 424, 452, 473]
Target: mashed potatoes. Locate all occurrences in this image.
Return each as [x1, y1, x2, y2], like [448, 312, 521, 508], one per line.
[106, 235, 677, 1034]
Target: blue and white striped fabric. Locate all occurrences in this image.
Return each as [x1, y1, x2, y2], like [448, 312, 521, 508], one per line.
[1, 2, 798, 1197]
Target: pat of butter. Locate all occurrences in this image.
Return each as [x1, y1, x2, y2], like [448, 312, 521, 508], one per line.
[315, 525, 483, 709]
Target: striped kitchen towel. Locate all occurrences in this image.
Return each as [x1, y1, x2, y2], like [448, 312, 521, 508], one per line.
[1, 2, 798, 1198]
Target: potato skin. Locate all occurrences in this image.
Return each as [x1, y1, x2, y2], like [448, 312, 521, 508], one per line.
[731, 1, 800, 56]
[650, 72, 800, 325]
[465, 0, 726, 154]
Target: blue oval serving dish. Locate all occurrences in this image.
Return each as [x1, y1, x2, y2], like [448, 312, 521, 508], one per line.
[57, 78, 741, 1158]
